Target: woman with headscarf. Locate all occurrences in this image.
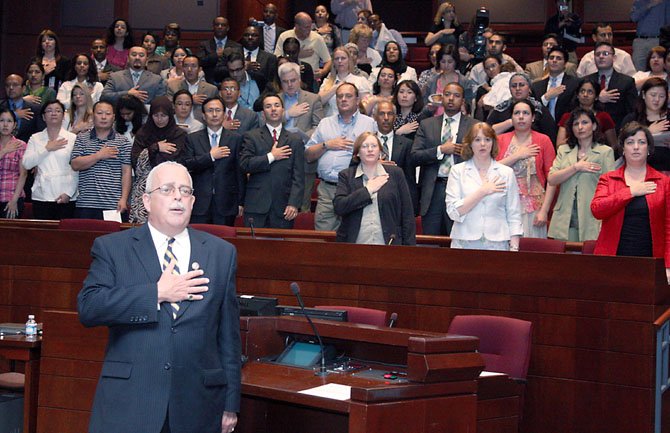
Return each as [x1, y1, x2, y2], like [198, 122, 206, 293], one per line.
[129, 96, 187, 223]
[368, 40, 418, 87]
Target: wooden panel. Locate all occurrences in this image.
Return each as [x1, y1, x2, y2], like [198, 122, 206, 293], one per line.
[0, 224, 659, 433]
[37, 407, 89, 433]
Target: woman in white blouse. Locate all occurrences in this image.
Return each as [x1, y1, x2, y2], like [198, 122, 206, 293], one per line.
[56, 53, 103, 110]
[22, 100, 78, 219]
[445, 122, 523, 251]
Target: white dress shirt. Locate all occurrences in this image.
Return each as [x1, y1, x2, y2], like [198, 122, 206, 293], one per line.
[576, 48, 637, 77]
[56, 79, 104, 111]
[22, 127, 79, 201]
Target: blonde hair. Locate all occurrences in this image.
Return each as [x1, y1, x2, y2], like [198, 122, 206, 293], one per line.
[68, 83, 93, 126]
[433, 2, 459, 27]
[349, 24, 373, 44]
[323, 46, 354, 90]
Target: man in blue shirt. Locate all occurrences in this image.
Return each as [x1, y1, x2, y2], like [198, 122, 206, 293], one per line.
[305, 82, 376, 231]
[631, 0, 670, 71]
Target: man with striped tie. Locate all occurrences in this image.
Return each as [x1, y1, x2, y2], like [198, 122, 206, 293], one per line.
[78, 160, 241, 433]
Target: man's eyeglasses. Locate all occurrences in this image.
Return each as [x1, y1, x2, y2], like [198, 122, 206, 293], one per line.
[147, 184, 194, 197]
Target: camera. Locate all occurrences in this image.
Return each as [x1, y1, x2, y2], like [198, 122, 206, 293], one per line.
[472, 7, 490, 61]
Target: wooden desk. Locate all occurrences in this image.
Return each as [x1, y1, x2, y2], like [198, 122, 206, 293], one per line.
[238, 316, 484, 433]
[0, 335, 41, 433]
[0, 226, 665, 433]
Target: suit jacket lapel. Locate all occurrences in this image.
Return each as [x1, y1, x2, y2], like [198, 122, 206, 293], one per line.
[132, 225, 162, 286]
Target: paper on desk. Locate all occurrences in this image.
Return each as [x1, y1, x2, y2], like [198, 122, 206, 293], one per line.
[479, 371, 506, 377]
[298, 383, 351, 400]
[103, 210, 122, 222]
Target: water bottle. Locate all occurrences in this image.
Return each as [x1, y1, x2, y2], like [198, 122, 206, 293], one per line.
[25, 315, 37, 339]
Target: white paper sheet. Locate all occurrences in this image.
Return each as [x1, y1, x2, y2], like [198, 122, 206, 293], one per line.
[298, 383, 352, 400]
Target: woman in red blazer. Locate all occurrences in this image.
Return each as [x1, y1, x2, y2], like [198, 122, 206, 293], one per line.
[591, 122, 670, 281]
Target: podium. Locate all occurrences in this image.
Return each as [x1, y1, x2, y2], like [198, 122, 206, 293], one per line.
[238, 316, 485, 433]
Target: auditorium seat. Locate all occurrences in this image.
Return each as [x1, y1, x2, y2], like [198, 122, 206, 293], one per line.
[519, 237, 566, 253]
[234, 215, 244, 227]
[190, 224, 237, 238]
[293, 212, 315, 230]
[448, 315, 532, 380]
[415, 216, 423, 235]
[582, 240, 596, 255]
[315, 305, 388, 327]
[58, 219, 121, 232]
[21, 202, 33, 219]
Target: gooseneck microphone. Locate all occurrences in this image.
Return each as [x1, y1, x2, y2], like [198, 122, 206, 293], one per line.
[387, 234, 396, 246]
[290, 282, 328, 376]
[248, 217, 257, 239]
[388, 312, 398, 328]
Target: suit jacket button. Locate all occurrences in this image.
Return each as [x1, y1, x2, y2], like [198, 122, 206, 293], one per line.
[164, 363, 171, 370]
[171, 327, 177, 334]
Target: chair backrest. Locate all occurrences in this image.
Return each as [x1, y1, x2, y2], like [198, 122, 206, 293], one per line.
[190, 224, 237, 238]
[582, 240, 597, 255]
[58, 219, 121, 232]
[314, 305, 388, 327]
[293, 212, 315, 230]
[448, 315, 532, 380]
[519, 237, 566, 253]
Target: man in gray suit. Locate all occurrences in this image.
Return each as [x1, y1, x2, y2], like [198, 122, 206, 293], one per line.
[411, 82, 476, 236]
[166, 55, 218, 121]
[218, 78, 259, 134]
[78, 161, 240, 433]
[277, 62, 323, 212]
[102, 46, 166, 105]
[239, 94, 304, 228]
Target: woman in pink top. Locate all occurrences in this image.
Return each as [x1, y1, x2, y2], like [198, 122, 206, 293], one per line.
[0, 109, 27, 219]
[497, 99, 556, 237]
[105, 19, 134, 69]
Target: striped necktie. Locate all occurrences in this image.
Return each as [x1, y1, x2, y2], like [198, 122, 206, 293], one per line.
[439, 117, 453, 178]
[162, 238, 181, 319]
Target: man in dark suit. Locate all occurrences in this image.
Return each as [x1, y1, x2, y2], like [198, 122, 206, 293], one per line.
[101, 46, 166, 105]
[585, 41, 637, 131]
[411, 82, 476, 236]
[219, 78, 260, 134]
[77, 161, 240, 433]
[181, 97, 244, 226]
[91, 38, 121, 85]
[1, 74, 46, 143]
[239, 94, 304, 228]
[166, 56, 218, 121]
[257, 3, 286, 53]
[241, 26, 278, 81]
[531, 46, 579, 123]
[374, 100, 418, 214]
[277, 62, 323, 212]
[198, 16, 242, 85]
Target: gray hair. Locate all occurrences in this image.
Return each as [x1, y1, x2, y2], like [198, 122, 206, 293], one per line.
[145, 161, 193, 192]
[278, 61, 301, 79]
[508, 72, 532, 88]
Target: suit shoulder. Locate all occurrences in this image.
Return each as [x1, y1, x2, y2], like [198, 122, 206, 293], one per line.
[383, 164, 405, 177]
[189, 228, 238, 253]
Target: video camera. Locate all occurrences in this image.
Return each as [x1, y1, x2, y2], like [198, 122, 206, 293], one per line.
[472, 7, 490, 61]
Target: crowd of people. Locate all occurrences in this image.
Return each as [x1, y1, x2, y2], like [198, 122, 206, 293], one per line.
[1, 0, 670, 269]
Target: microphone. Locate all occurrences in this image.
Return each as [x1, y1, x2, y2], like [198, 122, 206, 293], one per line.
[388, 312, 398, 328]
[387, 234, 396, 246]
[248, 217, 256, 239]
[290, 282, 328, 376]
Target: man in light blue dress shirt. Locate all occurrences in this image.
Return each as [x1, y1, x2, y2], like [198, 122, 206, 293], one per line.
[305, 83, 376, 231]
